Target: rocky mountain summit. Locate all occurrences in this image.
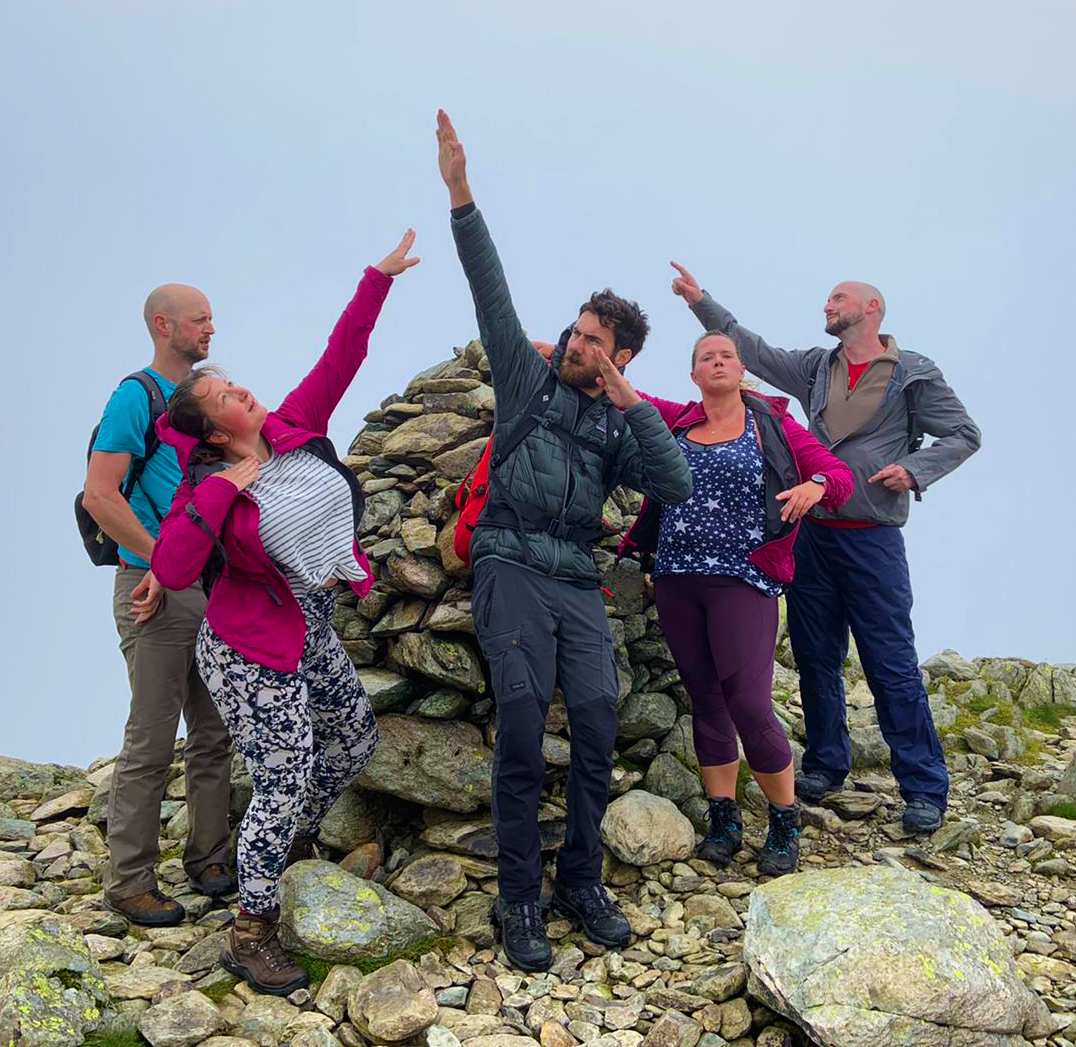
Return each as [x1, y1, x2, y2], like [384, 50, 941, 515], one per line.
[5, 341, 1075, 1047]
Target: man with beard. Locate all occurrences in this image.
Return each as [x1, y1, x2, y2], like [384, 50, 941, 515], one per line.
[82, 284, 235, 925]
[668, 266, 981, 836]
[436, 110, 691, 972]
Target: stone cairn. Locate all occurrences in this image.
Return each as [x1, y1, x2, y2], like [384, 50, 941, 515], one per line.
[3, 339, 1076, 1046]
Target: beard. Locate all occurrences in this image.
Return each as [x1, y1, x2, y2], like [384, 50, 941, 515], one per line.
[173, 334, 209, 364]
[825, 309, 864, 337]
[558, 352, 601, 389]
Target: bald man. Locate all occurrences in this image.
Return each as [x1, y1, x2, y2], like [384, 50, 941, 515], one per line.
[668, 267, 981, 835]
[83, 284, 235, 924]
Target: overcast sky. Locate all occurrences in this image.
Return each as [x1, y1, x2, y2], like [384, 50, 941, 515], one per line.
[2, 1, 1073, 768]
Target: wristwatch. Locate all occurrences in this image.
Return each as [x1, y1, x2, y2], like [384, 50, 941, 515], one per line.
[810, 473, 828, 486]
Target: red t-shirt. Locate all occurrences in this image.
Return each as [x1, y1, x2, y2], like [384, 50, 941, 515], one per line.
[847, 359, 870, 390]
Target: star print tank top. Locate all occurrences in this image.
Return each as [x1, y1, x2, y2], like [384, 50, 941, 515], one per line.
[654, 408, 783, 596]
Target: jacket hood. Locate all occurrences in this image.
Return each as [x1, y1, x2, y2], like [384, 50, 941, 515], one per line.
[156, 412, 208, 476]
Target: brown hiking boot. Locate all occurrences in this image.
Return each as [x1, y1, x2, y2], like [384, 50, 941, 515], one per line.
[283, 833, 317, 870]
[188, 863, 238, 898]
[220, 910, 309, 996]
[105, 888, 185, 927]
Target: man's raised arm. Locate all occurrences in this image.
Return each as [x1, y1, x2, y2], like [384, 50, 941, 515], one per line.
[670, 262, 823, 405]
[437, 110, 545, 415]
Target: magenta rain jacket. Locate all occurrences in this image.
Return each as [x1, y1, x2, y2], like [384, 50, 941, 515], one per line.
[618, 390, 855, 584]
[152, 266, 392, 671]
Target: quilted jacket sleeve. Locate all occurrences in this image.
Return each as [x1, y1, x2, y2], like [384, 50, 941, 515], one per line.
[613, 400, 693, 504]
[450, 206, 548, 420]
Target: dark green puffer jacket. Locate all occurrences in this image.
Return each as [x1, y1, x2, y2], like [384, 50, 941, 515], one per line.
[451, 205, 692, 585]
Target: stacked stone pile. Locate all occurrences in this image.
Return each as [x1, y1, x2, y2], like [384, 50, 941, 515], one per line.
[3, 341, 1076, 1045]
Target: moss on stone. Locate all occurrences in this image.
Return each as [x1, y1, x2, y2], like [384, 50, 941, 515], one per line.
[289, 934, 464, 982]
[198, 976, 238, 1003]
[1048, 799, 1076, 820]
[82, 1031, 147, 1047]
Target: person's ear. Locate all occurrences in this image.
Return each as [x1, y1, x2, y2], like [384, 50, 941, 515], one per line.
[153, 314, 171, 339]
[613, 347, 633, 369]
[206, 429, 228, 447]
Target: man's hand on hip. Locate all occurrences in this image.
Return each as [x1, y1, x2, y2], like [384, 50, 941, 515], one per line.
[869, 463, 917, 492]
[131, 569, 164, 625]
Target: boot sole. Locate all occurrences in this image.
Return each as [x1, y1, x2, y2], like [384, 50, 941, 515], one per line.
[103, 898, 185, 927]
[550, 899, 630, 949]
[695, 840, 742, 867]
[220, 951, 309, 996]
[756, 859, 798, 877]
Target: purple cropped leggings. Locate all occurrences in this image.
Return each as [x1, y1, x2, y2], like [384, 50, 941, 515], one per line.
[654, 573, 792, 774]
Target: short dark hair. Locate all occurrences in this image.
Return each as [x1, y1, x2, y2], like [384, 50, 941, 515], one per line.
[579, 289, 650, 359]
[167, 365, 228, 464]
[691, 330, 740, 370]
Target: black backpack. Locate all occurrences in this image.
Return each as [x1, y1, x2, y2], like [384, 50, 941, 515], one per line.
[75, 370, 168, 565]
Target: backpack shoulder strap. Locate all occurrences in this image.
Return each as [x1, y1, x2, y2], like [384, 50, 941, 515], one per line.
[119, 370, 169, 521]
[602, 402, 625, 491]
[904, 383, 923, 454]
[490, 369, 558, 469]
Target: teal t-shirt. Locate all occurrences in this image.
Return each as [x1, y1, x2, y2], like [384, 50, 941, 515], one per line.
[92, 369, 181, 569]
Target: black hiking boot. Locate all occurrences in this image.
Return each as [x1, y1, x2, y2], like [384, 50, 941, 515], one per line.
[697, 796, 743, 867]
[490, 897, 552, 973]
[756, 802, 802, 877]
[551, 882, 631, 948]
[903, 798, 944, 835]
[794, 771, 840, 805]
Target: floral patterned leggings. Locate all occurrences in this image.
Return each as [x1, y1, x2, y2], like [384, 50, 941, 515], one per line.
[195, 588, 378, 914]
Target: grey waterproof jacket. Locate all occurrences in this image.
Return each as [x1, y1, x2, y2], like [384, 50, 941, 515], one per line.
[692, 293, 981, 526]
[451, 207, 692, 583]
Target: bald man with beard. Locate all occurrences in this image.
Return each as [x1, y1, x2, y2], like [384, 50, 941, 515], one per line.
[83, 284, 235, 925]
[667, 267, 981, 836]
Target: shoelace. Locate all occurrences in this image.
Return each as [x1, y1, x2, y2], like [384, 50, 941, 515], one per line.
[147, 889, 177, 907]
[503, 902, 547, 938]
[707, 800, 741, 842]
[249, 926, 292, 972]
[766, 812, 799, 855]
[569, 885, 620, 919]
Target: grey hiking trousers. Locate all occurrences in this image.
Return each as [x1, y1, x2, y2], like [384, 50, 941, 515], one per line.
[473, 558, 620, 901]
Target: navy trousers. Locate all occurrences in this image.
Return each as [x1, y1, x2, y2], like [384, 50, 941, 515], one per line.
[472, 558, 620, 902]
[787, 521, 949, 810]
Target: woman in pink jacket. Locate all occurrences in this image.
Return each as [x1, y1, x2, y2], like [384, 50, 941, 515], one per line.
[152, 231, 419, 995]
[620, 330, 853, 878]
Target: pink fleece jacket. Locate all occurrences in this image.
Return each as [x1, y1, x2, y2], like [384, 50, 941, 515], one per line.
[152, 266, 392, 671]
[619, 390, 854, 584]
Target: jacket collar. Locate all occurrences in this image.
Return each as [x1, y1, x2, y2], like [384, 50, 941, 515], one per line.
[670, 389, 790, 430]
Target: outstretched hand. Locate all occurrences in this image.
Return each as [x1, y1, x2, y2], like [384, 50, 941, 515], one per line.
[594, 350, 642, 411]
[375, 229, 421, 277]
[670, 262, 704, 306]
[436, 109, 473, 207]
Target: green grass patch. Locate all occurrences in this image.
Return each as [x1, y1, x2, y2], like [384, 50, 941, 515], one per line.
[945, 680, 974, 700]
[1048, 799, 1076, 820]
[735, 762, 753, 805]
[158, 845, 183, 862]
[288, 935, 463, 981]
[83, 1031, 146, 1047]
[1014, 738, 1044, 766]
[614, 756, 644, 774]
[1023, 703, 1076, 734]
